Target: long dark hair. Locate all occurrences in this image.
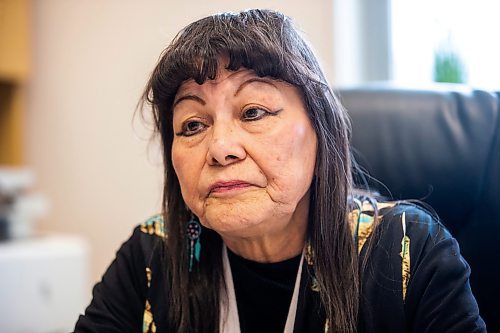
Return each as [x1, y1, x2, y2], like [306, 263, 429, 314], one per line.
[142, 9, 358, 332]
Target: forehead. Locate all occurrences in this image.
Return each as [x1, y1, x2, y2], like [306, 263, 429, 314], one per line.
[175, 68, 263, 96]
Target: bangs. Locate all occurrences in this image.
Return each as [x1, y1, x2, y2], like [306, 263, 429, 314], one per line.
[149, 10, 322, 107]
[171, 40, 285, 86]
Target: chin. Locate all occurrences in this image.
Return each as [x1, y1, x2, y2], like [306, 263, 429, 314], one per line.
[201, 201, 279, 237]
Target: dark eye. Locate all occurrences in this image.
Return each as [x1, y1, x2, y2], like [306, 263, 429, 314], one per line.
[179, 120, 206, 136]
[242, 107, 269, 121]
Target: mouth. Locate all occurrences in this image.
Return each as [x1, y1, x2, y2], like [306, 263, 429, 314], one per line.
[208, 180, 253, 194]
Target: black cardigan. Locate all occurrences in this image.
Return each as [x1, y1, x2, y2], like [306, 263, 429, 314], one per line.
[74, 203, 486, 332]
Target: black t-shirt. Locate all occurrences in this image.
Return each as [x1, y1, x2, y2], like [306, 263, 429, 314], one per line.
[227, 249, 302, 333]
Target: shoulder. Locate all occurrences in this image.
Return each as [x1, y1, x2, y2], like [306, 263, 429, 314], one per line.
[139, 213, 167, 238]
[355, 201, 458, 302]
[376, 202, 453, 253]
[353, 201, 485, 330]
[74, 215, 167, 332]
[134, 213, 167, 265]
[116, 214, 166, 272]
[350, 200, 451, 253]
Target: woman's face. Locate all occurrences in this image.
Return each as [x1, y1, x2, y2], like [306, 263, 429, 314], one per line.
[171, 67, 317, 240]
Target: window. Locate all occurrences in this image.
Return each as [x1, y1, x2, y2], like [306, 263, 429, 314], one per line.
[391, 0, 500, 88]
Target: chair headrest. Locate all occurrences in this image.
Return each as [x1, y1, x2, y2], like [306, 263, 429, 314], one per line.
[338, 84, 499, 233]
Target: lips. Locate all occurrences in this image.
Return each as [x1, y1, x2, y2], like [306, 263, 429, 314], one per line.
[208, 180, 253, 194]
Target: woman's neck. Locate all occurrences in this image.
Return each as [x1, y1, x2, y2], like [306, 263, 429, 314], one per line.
[222, 220, 307, 263]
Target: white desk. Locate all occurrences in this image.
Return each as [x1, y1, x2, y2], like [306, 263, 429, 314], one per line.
[0, 234, 89, 333]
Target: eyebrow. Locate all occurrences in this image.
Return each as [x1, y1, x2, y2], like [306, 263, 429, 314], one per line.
[234, 77, 278, 96]
[173, 95, 206, 108]
[173, 77, 278, 108]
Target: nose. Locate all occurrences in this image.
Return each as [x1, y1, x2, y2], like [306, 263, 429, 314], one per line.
[206, 123, 246, 166]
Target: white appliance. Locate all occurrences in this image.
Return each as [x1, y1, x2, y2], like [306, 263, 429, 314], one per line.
[0, 234, 89, 333]
[0, 167, 49, 240]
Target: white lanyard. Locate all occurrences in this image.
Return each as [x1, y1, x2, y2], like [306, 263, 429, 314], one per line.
[219, 245, 305, 333]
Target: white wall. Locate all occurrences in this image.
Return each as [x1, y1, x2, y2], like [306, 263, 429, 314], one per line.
[333, 0, 391, 86]
[26, 0, 336, 291]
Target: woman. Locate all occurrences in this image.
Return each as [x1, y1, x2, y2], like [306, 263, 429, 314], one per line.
[75, 9, 485, 333]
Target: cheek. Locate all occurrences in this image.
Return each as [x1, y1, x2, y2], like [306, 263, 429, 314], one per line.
[262, 121, 317, 199]
[171, 145, 185, 181]
[171, 144, 203, 207]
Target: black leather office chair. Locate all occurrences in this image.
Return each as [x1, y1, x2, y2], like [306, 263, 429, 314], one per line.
[339, 84, 500, 331]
